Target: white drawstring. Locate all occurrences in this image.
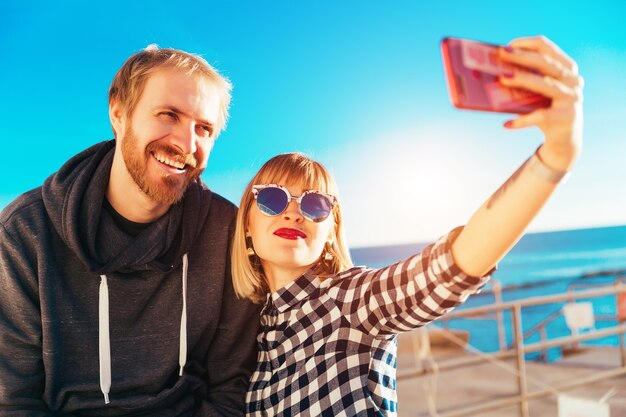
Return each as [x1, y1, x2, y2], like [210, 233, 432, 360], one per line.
[99, 275, 111, 404]
[97, 255, 189, 404]
[179, 253, 189, 376]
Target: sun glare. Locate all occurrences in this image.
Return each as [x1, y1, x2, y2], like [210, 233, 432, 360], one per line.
[326, 123, 503, 247]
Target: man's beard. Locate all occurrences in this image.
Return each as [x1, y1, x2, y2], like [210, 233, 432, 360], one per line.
[121, 125, 203, 205]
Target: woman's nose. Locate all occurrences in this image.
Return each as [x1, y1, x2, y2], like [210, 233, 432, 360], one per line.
[282, 198, 303, 221]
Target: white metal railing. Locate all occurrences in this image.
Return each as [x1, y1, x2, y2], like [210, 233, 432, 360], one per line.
[398, 281, 626, 417]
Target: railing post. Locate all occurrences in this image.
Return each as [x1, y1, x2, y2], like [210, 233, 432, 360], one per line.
[617, 278, 626, 367]
[493, 279, 506, 351]
[539, 326, 548, 361]
[618, 319, 626, 368]
[512, 304, 530, 417]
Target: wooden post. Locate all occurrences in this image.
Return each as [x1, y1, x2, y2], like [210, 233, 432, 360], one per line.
[618, 321, 626, 368]
[539, 326, 548, 361]
[493, 280, 506, 351]
[616, 279, 626, 367]
[512, 304, 530, 417]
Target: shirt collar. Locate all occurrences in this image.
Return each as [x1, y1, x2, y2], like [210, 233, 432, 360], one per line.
[269, 269, 320, 313]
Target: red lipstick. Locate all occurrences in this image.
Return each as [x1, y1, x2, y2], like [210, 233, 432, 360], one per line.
[274, 228, 307, 240]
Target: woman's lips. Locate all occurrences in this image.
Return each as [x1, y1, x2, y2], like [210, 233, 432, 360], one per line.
[274, 228, 307, 240]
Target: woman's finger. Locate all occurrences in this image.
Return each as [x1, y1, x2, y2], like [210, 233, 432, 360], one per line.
[508, 36, 578, 74]
[499, 47, 580, 88]
[499, 70, 581, 101]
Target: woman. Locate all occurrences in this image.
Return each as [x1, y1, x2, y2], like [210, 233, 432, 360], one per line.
[232, 36, 583, 416]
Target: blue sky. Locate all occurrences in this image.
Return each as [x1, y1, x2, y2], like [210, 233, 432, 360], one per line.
[1, 1, 625, 247]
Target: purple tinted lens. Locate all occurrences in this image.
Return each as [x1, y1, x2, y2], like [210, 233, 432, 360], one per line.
[301, 193, 332, 222]
[256, 187, 288, 216]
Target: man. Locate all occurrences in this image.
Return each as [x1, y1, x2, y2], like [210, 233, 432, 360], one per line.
[0, 45, 260, 416]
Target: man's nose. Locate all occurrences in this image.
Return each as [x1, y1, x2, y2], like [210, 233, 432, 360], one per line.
[171, 123, 197, 155]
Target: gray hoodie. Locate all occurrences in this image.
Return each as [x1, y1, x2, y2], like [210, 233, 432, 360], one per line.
[0, 140, 260, 416]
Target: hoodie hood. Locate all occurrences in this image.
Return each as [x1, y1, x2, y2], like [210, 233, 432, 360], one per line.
[42, 140, 212, 275]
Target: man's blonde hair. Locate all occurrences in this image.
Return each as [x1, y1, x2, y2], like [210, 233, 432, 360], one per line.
[232, 153, 354, 303]
[108, 44, 232, 137]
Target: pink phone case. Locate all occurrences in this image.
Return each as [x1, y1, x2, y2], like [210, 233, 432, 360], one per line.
[441, 37, 551, 114]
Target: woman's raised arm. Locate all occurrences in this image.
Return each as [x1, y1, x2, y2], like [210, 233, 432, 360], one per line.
[452, 36, 584, 277]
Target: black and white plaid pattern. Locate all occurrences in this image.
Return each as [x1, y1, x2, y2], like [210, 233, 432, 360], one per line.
[246, 228, 491, 416]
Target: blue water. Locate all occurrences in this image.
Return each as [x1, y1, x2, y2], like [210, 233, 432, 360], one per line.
[350, 225, 626, 360]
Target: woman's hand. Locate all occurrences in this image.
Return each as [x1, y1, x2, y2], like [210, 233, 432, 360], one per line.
[498, 36, 584, 172]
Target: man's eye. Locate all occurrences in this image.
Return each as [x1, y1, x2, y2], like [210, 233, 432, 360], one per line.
[160, 111, 178, 120]
[197, 125, 213, 138]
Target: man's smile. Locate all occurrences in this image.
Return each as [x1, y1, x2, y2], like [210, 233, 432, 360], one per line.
[152, 151, 187, 172]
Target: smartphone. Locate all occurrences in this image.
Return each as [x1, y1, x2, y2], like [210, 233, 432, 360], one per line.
[441, 37, 551, 114]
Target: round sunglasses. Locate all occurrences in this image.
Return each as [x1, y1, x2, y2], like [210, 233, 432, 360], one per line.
[251, 184, 337, 223]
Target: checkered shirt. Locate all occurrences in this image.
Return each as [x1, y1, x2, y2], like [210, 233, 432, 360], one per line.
[246, 228, 491, 416]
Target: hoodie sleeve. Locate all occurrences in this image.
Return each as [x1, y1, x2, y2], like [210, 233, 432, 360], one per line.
[0, 223, 52, 416]
[196, 284, 260, 416]
[194, 220, 261, 417]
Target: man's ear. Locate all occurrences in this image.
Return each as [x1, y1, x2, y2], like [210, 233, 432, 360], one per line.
[109, 100, 125, 137]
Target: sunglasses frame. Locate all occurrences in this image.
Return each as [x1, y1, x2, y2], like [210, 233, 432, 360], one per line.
[251, 184, 337, 223]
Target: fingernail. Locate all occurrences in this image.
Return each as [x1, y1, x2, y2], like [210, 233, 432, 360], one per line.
[503, 46, 514, 53]
[503, 120, 514, 128]
[501, 72, 514, 78]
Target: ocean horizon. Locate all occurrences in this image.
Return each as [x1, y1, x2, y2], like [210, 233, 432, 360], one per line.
[351, 224, 626, 287]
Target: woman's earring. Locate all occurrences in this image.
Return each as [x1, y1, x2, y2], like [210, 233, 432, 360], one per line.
[246, 236, 256, 257]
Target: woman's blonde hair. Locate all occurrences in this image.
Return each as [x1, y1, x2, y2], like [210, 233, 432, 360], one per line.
[232, 153, 353, 303]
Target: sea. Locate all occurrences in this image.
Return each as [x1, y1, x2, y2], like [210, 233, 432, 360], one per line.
[350, 224, 626, 361]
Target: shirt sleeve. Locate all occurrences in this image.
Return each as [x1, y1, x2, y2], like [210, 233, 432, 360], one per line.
[328, 226, 492, 337]
[0, 223, 52, 416]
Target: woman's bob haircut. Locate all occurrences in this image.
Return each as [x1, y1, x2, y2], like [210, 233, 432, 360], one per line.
[232, 153, 353, 303]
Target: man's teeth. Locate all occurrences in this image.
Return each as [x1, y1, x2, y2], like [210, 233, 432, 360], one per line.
[154, 153, 185, 169]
